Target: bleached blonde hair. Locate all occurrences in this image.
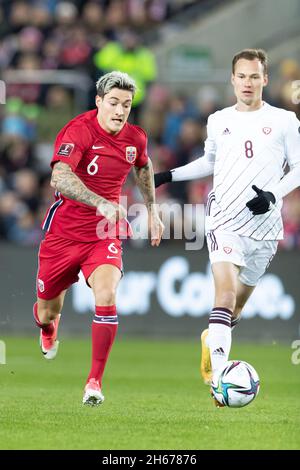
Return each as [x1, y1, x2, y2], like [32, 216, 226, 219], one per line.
[96, 71, 136, 97]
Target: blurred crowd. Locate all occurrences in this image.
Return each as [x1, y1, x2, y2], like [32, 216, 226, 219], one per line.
[0, 0, 300, 249]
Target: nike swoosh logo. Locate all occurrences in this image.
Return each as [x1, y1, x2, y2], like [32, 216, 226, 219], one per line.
[107, 255, 118, 259]
[92, 145, 105, 149]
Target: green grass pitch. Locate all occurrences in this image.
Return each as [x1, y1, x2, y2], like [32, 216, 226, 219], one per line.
[0, 337, 299, 450]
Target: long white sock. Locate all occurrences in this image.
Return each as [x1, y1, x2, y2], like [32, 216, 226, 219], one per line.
[208, 307, 232, 376]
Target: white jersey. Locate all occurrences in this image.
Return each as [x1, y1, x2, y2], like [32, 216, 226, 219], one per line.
[205, 102, 300, 240]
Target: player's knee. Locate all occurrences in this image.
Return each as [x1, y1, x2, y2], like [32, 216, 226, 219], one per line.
[94, 285, 116, 306]
[215, 290, 236, 312]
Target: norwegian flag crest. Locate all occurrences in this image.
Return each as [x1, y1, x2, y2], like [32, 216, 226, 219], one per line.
[126, 146, 137, 163]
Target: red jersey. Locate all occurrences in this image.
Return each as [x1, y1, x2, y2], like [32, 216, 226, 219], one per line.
[42, 109, 148, 241]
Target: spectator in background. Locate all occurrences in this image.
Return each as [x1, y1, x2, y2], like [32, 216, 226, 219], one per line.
[37, 85, 74, 143]
[13, 168, 40, 213]
[2, 97, 40, 144]
[0, 191, 26, 240]
[93, 28, 157, 117]
[139, 83, 170, 144]
[268, 58, 300, 117]
[2, 97, 29, 143]
[162, 92, 196, 151]
[168, 117, 205, 203]
[195, 85, 221, 123]
[0, 137, 34, 177]
[41, 37, 61, 69]
[127, 0, 148, 29]
[54, 1, 78, 28]
[279, 189, 300, 249]
[81, 2, 105, 38]
[277, 59, 300, 117]
[0, 190, 42, 245]
[35, 85, 74, 173]
[8, 1, 31, 34]
[173, 118, 205, 168]
[17, 26, 44, 57]
[7, 53, 42, 104]
[30, 1, 53, 32]
[1, 97, 37, 181]
[59, 25, 92, 70]
[104, 0, 127, 30]
[0, 5, 10, 38]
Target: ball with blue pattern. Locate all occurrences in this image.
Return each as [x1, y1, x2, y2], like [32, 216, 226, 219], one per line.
[211, 360, 260, 408]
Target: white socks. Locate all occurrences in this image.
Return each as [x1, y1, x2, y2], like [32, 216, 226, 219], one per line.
[208, 307, 232, 376]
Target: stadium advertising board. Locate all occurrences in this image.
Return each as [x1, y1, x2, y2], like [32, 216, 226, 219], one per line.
[0, 243, 299, 340]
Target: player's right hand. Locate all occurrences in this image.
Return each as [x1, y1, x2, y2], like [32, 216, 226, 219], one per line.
[154, 170, 173, 188]
[149, 207, 164, 247]
[98, 200, 127, 223]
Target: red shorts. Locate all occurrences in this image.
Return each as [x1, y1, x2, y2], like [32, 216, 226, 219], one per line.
[36, 233, 123, 300]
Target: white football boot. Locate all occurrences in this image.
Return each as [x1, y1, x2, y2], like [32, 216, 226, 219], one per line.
[83, 378, 105, 406]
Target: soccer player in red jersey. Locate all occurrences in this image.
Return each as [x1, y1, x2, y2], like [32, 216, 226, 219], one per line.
[33, 71, 164, 405]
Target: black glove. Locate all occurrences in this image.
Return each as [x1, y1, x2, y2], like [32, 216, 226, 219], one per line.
[246, 185, 276, 215]
[154, 170, 172, 188]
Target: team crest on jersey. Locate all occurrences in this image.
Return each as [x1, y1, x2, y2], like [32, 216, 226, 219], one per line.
[38, 279, 45, 293]
[223, 246, 232, 254]
[262, 127, 272, 135]
[126, 146, 137, 164]
[57, 143, 74, 156]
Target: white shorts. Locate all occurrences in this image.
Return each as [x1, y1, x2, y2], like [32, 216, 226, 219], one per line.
[206, 230, 278, 286]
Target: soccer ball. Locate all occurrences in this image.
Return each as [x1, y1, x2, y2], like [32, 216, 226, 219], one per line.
[211, 360, 260, 408]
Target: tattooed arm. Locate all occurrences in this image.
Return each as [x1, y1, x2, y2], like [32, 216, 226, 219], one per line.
[133, 159, 156, 209]
[133, 158, 164, 246]
[51, 161, 126, 222]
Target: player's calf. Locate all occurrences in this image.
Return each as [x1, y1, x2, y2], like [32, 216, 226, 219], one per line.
[33, 303, 61, 360]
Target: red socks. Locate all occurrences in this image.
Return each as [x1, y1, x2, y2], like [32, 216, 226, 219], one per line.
[33, 302, 54, 337]
[87, 305, 118, 386]
[34, 302, 118, 388]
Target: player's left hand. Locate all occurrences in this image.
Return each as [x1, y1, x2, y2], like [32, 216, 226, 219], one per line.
[149, 207, 164, 246]
[246, 185, 276, 215]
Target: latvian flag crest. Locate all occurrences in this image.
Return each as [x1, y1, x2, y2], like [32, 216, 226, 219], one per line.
[126, 146, 137, 164]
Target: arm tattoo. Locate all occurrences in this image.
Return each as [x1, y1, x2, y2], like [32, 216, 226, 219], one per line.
[51, 161, 107, 208]
[133, 159, 156, 209]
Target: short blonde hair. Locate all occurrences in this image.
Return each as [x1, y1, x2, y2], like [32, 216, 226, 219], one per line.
[96, 71, 136, 97]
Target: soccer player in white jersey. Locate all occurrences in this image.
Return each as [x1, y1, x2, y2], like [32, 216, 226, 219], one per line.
[155, 49, 300, 406]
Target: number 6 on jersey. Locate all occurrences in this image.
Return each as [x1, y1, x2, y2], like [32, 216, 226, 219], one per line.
[87, 155, 100, 175]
